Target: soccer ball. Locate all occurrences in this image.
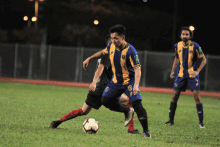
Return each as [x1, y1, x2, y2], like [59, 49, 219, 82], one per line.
[82, 118, 99, 134]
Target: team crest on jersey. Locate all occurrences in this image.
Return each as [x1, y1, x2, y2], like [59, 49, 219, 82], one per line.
[128, 85, 132, 91]
[179, 50, 181, 52]
[104, 87, 110, 92]
[111, 51, 113, 54]
[189, 50, 193, 54]
[122, 55, 125, 59]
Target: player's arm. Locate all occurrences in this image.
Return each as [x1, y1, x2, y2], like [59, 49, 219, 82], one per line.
[89, 63, 105, 92]
[191, 55, 207, 77]
[83, 50, 105, 70]
[170, 47, 179, 79]
[134, 66, 141, 95]
[170, 57, 180, 79]
[191, 45, 207, 77]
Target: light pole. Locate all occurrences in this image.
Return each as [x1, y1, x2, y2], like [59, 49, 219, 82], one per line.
[29, 0, 44, 28]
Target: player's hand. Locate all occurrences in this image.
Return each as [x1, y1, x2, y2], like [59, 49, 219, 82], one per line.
[133, 85, 140, 95]
[191, 71, 199, 77]
[89, 82, 96, 92]
[83, 58, 90, 70]
[170, 71, 175, 79]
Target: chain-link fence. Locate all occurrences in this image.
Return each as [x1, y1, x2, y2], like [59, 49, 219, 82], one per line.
[0, 43, 219, 92]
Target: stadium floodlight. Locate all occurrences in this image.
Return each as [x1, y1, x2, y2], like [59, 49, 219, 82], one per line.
[94, 20, 99, 25]
[23, 16, 28, 21]
[189, 26, 195, 32]
[31, 16, 37, 22]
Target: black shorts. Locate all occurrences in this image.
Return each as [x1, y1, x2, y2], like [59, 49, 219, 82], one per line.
[85, 82, 107, 110]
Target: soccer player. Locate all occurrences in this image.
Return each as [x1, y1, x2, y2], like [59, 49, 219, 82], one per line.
[83, 24, 151, 138]
[50, 37, 139, 134]
[165, 26, 207, 128]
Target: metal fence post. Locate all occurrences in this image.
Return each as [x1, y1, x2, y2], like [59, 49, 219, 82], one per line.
[142, 50, 147, 87]
[74, 48, 80, 82]
[46, 45, 52, 80]
[204, 54, 209, 91]
[14, 43, 18, 78]
[28, 44, 34, 79]
[79, 47, 84, 83]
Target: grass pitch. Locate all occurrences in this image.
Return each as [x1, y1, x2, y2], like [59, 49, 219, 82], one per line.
[0, 83, 219, 147]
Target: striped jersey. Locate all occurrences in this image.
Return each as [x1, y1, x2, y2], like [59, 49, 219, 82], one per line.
[174, 41, 204, 78]
[103, 42, 140, 85]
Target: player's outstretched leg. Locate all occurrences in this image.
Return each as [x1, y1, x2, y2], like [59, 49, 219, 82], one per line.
[101, 96, 134, 127]
[49, 103, 92, 128]
[193, 91, 205, 128]
[132, 100, 151, 138]
[165, 90, 181, 126]
[119, 94, 139, 134]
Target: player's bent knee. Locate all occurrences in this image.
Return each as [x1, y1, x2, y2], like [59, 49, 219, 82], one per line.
[132, 100, 147, 118]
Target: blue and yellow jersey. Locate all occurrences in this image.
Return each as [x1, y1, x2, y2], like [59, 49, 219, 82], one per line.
[103, 42, 140, 85]
[174, 41, 204, 78]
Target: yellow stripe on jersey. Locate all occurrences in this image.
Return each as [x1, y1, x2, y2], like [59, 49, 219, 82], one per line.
[121, 46, 130, 85]
[103, 47, 108, 55]
[188, 43, 194, 77]
[109, 44, 117, 83]
[177, 42, 184, 77]
[129, 56, 135, 68]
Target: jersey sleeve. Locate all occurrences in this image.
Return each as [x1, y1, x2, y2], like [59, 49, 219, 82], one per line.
[103, 43, 111, 55]
[100, 54, 111, 68]
[174, 43, 178, 58]
[194, 43, 204, 58]
[128, 47, 141, 69]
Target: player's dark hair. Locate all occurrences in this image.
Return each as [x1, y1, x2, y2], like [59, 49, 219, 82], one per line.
[109, 24, 126, 36]
[179, 26, 193, 38]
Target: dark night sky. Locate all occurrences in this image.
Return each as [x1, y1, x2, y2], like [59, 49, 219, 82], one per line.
[0, 0, 218, 55]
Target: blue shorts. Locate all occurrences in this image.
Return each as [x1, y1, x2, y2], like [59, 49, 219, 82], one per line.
[173, 76, 200, 92]
[102, 80, 142, 103]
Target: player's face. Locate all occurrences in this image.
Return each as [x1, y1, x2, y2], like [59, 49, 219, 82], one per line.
[110, 32, 124, 48]
[181, 30, 191, 42]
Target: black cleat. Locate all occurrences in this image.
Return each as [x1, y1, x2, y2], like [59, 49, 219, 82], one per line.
[128, 129, 140, 134]
[124, 108, 134, 127]
[143, 132, 151, 138]
[165, 121, 174, 126]
[49, 120, 62, 128]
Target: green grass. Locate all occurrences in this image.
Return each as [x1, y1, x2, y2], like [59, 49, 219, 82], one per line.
[0, 83, 219, 147]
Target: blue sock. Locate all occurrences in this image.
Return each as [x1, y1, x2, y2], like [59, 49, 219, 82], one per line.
[196, 103, 203, 124]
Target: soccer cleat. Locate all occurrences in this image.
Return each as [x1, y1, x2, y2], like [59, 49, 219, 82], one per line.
[124, 108, 134, 127]
[143, 132, 151, 138]
[165, 121, 174, 126]
[199, 123, 205, 128]
[128, 129, 140, 134]
[49, 120, 62, 128]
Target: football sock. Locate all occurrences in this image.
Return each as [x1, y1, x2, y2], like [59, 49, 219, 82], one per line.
[128, 114, 135, 131]
[169, 101, 177, 123]
[58, 108, 84, 122]
[196, 103, 204, 124]
[132, 100, 149, 133]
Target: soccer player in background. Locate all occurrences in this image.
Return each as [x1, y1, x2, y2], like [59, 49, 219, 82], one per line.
[165, 26, 207, 128]
[50, 36, 139, 134]
[83, 24, 151, 138]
